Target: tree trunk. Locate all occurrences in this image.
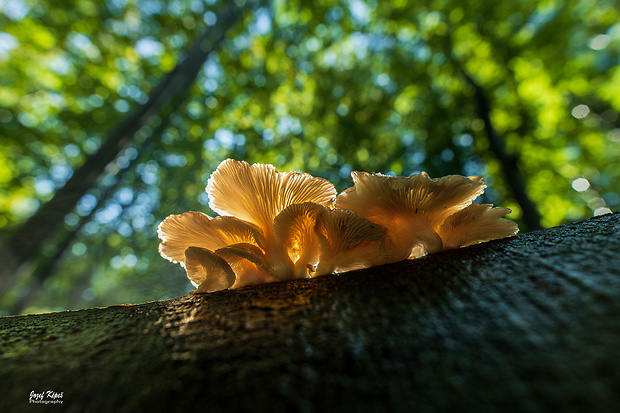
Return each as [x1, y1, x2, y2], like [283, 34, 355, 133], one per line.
[462, 71, 543, 232]
[0, 0, 243, 291]
[1, 213, 619, 413]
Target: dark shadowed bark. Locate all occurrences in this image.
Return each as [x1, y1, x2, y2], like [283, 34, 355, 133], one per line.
[1, 213, 619, 413]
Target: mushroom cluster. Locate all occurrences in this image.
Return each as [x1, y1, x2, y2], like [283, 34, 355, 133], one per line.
[158, 159, 518, 293]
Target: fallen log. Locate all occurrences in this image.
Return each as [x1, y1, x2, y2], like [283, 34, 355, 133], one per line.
[1, 213, 619, 412]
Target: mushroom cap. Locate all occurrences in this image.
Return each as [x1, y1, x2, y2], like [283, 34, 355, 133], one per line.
[206, 159, 337, 235]
[185, 247, 236, 293]
[335, 171, 487, 261]
[158, 211, 265, 264]
[436, 203, 519, 250]
[336, 171, 486, 228]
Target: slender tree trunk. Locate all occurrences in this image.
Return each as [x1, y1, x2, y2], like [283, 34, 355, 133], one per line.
[0, 1, 244, 290]
[6, 104, 181, 314]
[462, 71, 543, 231]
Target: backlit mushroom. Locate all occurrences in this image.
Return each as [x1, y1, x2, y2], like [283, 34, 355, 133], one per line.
[158, 212, 267, 292]
[436, 203, 518, 250]
[158, 211, 265, 264]
[158, 159, 338, 291]
[206, 159, 337, 280]
[335, 170, 513, 260]
[184, 247, 236, 293]
[273, 202, 388, 277]
[159, 159, 518, 294]
[272, 202, 324, 278]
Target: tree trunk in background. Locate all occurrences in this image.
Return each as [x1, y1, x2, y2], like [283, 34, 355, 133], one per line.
[7, 109, 180, 315]
[463, 71, 543, 232]
[0, 0, 243, 291]
[1, 213, 619, 413]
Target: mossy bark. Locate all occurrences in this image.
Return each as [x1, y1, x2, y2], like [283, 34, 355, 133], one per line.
[1, 213, 620, 413]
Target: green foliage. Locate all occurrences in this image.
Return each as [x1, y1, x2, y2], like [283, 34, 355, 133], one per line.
[0, 0, 618, 314]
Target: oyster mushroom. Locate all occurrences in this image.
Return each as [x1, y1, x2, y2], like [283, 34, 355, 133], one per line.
[159, 159, 518, 294]
[335, 171, 514, 261]
[158, 212, 267, 292]
[273, 202, 388, 277]
[436, 203, 518, 250]
[158, 159, 338, 291]
[184, 247, 236, 293]
[272, 202, 324, 278]
[206, 159, 337, 280]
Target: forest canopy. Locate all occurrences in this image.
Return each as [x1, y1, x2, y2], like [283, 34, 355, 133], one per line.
[0, 0, 618, 315]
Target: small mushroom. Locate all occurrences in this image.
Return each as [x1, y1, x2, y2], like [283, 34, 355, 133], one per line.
[335, 171, 491, 261]
[184, 243, 277, 293]
[274, 202, 388, 277]
[185, 247, 236, 293]
[273, 202, 324, 278]
[313, 207, 388, 276]
[158, 211, 265, 265]
[436, 203, 518, 250]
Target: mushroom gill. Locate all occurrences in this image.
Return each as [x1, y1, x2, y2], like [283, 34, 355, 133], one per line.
[206, 159, 337, 231]
[313, 207, 388, 276]
[273, 202, 388, 277]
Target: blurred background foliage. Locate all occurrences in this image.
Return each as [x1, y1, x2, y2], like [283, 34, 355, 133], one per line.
[0, 0, 618, 315]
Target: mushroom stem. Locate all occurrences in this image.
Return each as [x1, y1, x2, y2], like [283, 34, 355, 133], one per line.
[386, 215, 444, 261]
[263, 238, 295, 281]
[293, 249, 318, 278]
[315, 261, 335, 277]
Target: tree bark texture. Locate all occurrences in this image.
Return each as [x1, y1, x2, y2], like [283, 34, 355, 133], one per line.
[1, 213, 619, 413]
